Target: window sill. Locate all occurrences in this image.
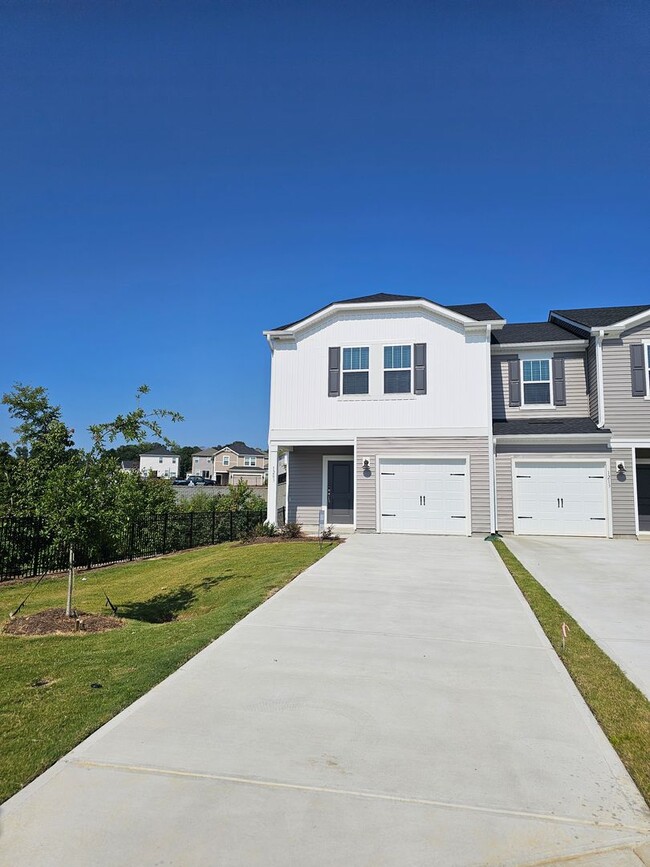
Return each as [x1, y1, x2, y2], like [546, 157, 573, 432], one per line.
[338, 394, 416, 401]
[518, 404, 556, 410]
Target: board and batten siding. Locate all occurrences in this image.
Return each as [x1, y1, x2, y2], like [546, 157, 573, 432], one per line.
[602, 322, 650, 438]
[491, 352, 589, 420]
[287, 446, 353, 525]
[495, 444, 636, 535]
[356, 437, 490, 534]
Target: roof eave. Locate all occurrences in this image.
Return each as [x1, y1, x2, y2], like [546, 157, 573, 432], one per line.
[491, 339, 588, 352]
[494, 433, 611, 444]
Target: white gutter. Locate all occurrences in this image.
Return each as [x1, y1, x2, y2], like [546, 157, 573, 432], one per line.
[595, 329, 606, 428]
[486, 324, 497, 533]
[494, 434, 612, 445]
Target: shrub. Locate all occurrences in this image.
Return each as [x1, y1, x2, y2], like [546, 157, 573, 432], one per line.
[321, 525, 338, 540]
[258, 521, 277, 537]
[280, 522, 302, 539]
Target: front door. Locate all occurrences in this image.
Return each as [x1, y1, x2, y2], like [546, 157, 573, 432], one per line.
[327, 461, 353, 524]
[637, 465, 650, 531]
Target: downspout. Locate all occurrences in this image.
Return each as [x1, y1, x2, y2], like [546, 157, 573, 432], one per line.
[486, 324, 497, 533]
[595, 329, 606, 428]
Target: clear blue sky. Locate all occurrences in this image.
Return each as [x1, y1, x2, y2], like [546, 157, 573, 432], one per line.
[1, 0, 648, 449]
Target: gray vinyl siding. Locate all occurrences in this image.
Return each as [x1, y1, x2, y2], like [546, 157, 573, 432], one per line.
[602, 322, 650, 438]
[495, 444, 635, 535]
[287, 446, 353, 525]
[356, 437, 490, 534]
[491, 352, 589, 420]
[586, 340, 599, 422]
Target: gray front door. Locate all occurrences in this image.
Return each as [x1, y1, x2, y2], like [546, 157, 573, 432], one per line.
[327, 460, 353, 524]
[637, 466, 650, 531]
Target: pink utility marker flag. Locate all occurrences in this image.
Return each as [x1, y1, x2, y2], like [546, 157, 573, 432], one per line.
[561, 622, 570, 649]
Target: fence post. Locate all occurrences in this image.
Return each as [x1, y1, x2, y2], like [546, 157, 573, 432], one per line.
[211, 510, 215, 545]
[162, 512, 168, 554]
[188, 512, 194, 549]
[32, 520, 41, 577]
[129, 521, 136, 561]
[229, 511, 234, 541]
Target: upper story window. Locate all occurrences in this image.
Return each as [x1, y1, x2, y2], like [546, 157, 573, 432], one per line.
[342, 347, 369, 395]
[223, 455, 230, 466]
[159, 457, 163, 463]
[384, 345, 411, 394]
[244, 456, 257, 466]
[522, 359, 551, 405]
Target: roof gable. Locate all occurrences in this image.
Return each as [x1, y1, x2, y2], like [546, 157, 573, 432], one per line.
[550, 305, 650, 330]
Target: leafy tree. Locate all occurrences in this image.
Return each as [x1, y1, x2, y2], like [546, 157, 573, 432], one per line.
[214, 479, 266, 513]
[176, 445, 202, 478]
[1, 384, 182, 615]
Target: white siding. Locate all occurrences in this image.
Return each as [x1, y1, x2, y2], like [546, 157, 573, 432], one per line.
[269, 309, 491, 441]
[139, 455, 179, 478]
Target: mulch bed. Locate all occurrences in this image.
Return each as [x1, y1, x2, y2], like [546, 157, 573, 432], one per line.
[3, 607, 123, 637]
[238, 536, 341, 546]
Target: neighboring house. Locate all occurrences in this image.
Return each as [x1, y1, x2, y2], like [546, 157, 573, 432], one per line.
[190, 447, 220, 479]
[120, 459, 139, 472]
[264, 293, 650, 538]
[139, 446, 180, 479]
[211, 442, 268, 486]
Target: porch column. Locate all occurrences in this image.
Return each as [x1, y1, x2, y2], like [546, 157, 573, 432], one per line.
[266, 443, 279, 524]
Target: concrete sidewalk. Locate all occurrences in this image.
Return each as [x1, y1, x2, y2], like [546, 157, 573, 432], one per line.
[2, 535, 649, 867]
[507, 536, 650, 701]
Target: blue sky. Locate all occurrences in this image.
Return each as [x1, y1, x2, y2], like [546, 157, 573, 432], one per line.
[1, 0, 648, 449]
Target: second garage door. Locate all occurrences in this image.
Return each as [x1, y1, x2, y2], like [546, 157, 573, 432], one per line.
[379, 458, 470, 535]
[513, 461, 609, 537]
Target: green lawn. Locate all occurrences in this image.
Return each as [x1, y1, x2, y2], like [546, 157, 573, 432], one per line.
[493, 539, 650, 807]
[0, 540, 333, 804]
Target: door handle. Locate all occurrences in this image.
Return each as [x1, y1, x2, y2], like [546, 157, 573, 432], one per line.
[419, 495, 426, 506]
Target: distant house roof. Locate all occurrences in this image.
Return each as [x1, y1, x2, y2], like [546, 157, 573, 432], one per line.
[192, 447, 220, 457]
[550, 305, 650, 330]
[491, 322, 582, 345]
[270, 293, 504, 332]
[120, 459, 138, 470]
[139, 446, 178, 457]
[219, 441, 266, 457]
[493, 418, 610, 436]
[229, 465, 267, 473]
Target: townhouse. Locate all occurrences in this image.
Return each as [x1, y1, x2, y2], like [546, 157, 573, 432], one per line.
[265, 293, 650, 537]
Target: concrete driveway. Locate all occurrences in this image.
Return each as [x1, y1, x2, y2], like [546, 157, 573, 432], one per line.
[507, 536, 650, 702]
[2, 535, 649, 867]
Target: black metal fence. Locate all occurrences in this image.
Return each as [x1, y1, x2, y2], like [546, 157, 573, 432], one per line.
[0, 510, 267, 582]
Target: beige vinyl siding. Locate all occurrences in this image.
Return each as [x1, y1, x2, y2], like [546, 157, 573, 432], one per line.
[356, 437, 490, 534]
[491, 352, 589, 419]
[495, 444, 635, 535]
[586, 341, 599, 423]
[287, 446, 353, 525]
[611, 447, 636, 534]
[602, 323, 650, 438]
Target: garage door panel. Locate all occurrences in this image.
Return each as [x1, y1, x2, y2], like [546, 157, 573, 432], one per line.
[514, 462, 608, 538]
[379, 458, 470, 535]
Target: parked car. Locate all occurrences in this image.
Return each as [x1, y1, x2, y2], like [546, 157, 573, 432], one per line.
[186, 476, 215, 486]
[172, 478, 189, 486]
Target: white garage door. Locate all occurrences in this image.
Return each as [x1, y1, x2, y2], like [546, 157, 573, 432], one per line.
[379, 458, 470, 535]
[514, 461, 608, 537]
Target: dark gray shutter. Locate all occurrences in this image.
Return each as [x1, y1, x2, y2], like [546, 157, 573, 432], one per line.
[413, 343, 427, 394]
[328, 347, 340, 397]
[508, 358, 521, 407]
[552, 357, 566, 406]
[630, 344, 647, 396]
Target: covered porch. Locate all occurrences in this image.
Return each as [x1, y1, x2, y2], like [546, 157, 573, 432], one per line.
[267, 444, 355, 533]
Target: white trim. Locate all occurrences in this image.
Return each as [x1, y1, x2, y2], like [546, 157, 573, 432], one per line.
[611, 439, 650, 448]
[548, 313, 591, 334]
[375, 454, 471, 536]
[595, 330, 606, 427]
[321, 455, 355, 527]
[263, 299, 504, 339]
[270, 428, 490, 443]
[521, 355, 554, 409]
[491, 340, 587, 353]
[632, 446, 640, 537]
[550, 308, 650, 336]
[485, 324, 497, 533]
[494, 434, 612, 445]
[511, 458, 611, 538]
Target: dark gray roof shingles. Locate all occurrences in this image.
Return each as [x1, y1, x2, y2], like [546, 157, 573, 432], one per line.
[551, 305, 650, 329]
[493, 418, 610, 436]
[491, 322, 582, 345]
[272, 293, 504, 331]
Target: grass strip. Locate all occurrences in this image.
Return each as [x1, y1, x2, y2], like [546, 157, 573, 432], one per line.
[0, 540, 334, 804]
[493, 539, 650, 807]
